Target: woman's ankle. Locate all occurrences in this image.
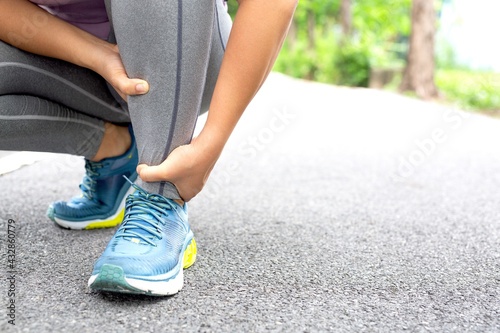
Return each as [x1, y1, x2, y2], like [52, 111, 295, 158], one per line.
[91, 123, 131, 162]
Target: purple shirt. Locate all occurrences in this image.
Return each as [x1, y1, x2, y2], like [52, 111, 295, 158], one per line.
[30, 0, 110, 40]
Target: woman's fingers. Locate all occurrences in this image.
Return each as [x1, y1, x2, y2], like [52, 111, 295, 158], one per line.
[114, 77, 149, 99]
[137, 162, 197, 201]
[102, 46, 150, 99]
[136, 143, 212, 202]
[122, 78, 149, 96]
[137, 163, 168, 183]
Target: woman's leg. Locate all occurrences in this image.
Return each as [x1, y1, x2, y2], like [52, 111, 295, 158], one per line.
[0, 94, 104, 159]
[108, 0, 231, 199]
[0, 40, 138, 229]
[0, 39, 131, 157]
[88, 0, 231, 296]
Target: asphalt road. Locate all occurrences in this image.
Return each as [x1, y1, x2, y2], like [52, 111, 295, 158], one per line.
[0, 74, 499, 332]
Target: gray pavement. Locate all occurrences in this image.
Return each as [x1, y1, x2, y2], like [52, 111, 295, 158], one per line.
[0, 73, 499, 332]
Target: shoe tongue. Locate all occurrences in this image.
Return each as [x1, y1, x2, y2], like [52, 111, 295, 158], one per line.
[122, 191, 170, 244]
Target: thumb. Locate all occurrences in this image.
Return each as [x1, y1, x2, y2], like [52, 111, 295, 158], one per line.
[116, 77, 150, 97]
[137, 163, 171, 183]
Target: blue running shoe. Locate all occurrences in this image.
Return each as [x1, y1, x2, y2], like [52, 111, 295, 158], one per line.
[88, 181, 197, 296]
[47, 129, 138, 230]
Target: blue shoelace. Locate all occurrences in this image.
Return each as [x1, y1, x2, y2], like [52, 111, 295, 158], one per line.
[116, 179, 174, 246]
[79, 160, 104, 201]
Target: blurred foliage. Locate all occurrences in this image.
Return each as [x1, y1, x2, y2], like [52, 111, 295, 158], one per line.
[273, 0, 411, 87]
[226, 0, 238, 18]
[225, 0, 499, 113]
[334, 42, 371, 87]
[436, 70, 500, 112]
[435, 40, 459, 70]
[352, 0, 411, 67]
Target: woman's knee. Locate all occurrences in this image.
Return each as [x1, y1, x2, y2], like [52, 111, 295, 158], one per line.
[0, 41, 32, 96]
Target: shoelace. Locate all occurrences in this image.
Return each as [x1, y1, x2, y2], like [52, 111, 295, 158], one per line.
[79, 160, 104, 201]
[116, 179, 174, 246]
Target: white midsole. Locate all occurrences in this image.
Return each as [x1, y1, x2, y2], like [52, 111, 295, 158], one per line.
[88, 234, 194, 295]
[88, 269, 184, 296]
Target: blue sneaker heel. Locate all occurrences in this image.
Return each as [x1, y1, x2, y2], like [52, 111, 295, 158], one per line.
[47, 129, 138, 230]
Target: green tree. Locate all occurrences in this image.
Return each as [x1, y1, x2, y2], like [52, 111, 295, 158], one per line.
[226, 0, 238, 18]
[229, 0, 412, 88]
[276, 0, 339, 80]
[340, 0, 353, 39]
[399, 0, 438, 99]
[353, 0, 411, 67]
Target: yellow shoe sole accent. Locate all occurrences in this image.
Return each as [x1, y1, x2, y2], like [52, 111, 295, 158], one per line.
[182, 238, 197, 269]
[84, 208, 125, 230]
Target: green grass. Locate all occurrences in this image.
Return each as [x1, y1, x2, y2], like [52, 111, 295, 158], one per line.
[435, 69, 500, 116]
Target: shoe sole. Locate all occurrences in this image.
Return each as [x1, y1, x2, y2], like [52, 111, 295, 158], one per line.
[48, 186, 136, 230]
[88, 237, 197, 296]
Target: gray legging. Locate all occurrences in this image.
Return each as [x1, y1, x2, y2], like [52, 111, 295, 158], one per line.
[0, 0, 231, 199]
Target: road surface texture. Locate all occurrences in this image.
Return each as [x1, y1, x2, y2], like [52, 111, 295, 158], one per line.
[0, 73, 499, 332]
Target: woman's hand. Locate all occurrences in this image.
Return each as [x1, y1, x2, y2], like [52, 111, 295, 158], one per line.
[0, 0, 149, 101]
[94, 44, 149, 101]
[136, 135, 222, 201]
[137, 0, 296, 201]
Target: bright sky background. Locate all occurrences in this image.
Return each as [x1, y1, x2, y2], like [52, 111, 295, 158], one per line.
[438, 0, 500, 71]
